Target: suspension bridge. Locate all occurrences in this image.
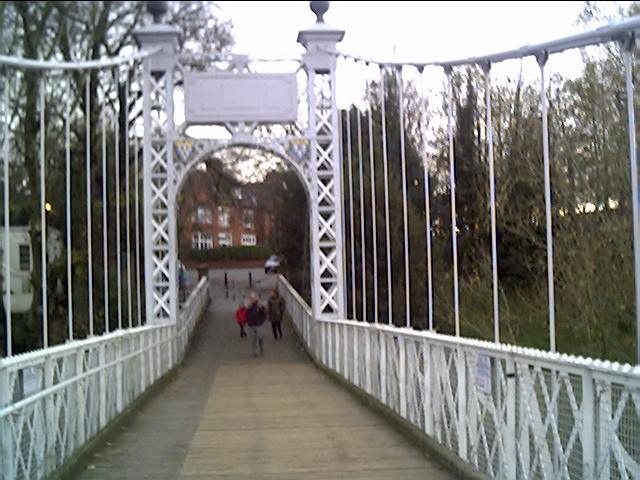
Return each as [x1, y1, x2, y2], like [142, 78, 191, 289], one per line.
[1, 2, 640, 479]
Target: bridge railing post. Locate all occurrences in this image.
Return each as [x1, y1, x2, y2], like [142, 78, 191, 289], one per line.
[380, 331, 387, 405]
[362, 326, 369, 393]
[423, 340, 434, 436]
[116, 335, 123, 414]
[582, 366, 595, 480]
[457, 345, 467, 461]
[0, 363, 14, 480]
[399, 337, 407, 419]
[75, 349, 86, 450]
[44, 356, 55, 475]
[99, 343, 107, 430]
[505, 352, 516, 479]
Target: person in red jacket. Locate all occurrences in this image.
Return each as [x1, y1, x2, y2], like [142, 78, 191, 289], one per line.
[235, 301, 248, 338]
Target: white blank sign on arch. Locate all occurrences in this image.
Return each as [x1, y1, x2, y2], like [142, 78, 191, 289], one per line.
[183, 72, 298, 125]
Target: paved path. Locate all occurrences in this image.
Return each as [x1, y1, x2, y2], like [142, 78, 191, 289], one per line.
[69, 269, 459, 480]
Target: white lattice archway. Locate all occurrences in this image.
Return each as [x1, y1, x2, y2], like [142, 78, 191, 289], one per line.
[172, 136, 312, 194]
[133, 1, 345, 325]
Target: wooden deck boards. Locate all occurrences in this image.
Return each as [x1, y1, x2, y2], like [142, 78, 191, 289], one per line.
[68, 271, 459, 480]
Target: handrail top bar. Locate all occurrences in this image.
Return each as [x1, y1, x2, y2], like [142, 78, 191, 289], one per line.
[337, 14, 640, 69]
[0, 322, 173, 368]
[0, 46, 161, 71]
[315, 317, 640, 377]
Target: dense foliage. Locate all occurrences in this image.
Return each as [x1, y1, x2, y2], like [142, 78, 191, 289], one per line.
[0, 1, 233, 353]
[339, 2, 640, 363]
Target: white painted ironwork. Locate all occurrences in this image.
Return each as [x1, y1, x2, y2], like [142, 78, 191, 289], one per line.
[445, 68, 461, 337]
[125, 73, 134, 329]
[2, 67, 11, 354]
[0, 278, 208, 480]
[343, 99, 357, 319]
[357, 94, 366, 322]
[483, 63, 500, 344]
[1, 48, 156, 351]
[183, 72, 298, 124]
[171, 136, 311, 191]
[64, 76, 73, 342]
[396, 65, 411, 328]
[537, 51, 557, 353]
[39, 79, 48, 348]
[336, 14, 640, 363]
[327, 7, 640, 478]
[102, 91, 110, 334]
[115, 69, 123, 332]
[281, 274, 640, 480]
[85, 74, 95, 337]
[134, 20, 181, 327]
[134, 133, 143, 328]
[380, 67, 393, 326]
[2, 4, 640, 480]
[298, 17, 346, 320]
[419, 69, 434, 332]
[366, 64, 379, 324]
[0, 49, 161, 71]
[622, 36, 640, 364]
[134, 6, 347, 325]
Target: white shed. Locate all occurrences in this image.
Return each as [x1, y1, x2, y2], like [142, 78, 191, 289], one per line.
[1, 226, 33, 313]
[1, 226, 62, 313]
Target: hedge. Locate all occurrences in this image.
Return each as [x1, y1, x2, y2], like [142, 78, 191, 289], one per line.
[184, 244, 273, 262]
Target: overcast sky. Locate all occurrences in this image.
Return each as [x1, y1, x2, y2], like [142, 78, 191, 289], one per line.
[215, 1, 629, 63]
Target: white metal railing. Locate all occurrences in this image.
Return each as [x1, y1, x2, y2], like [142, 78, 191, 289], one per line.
[335, 13, 640, 367]
[175, 277, 210, 361]
[280, 276, 640, 480]
[0, 277, 208, 480]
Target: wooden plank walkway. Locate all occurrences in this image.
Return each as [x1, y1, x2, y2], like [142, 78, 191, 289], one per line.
[66, 269, 461, 480]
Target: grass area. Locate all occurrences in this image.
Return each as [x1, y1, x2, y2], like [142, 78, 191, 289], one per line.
[428, 278, 637, 365]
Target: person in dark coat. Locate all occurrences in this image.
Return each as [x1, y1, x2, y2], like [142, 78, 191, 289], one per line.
[267, 287, 286, 339]
[246, 292, 267, 357]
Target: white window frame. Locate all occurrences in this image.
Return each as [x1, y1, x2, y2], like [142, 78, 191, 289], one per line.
[191, 231, 213, 250]
[218, 232, 232, 247]
[242, 209, 254, 230]
[19, 244, 31, 271]
[192, 206, 212, 224]
[218, 206, 230, 228]
[241, 234, 256, 246]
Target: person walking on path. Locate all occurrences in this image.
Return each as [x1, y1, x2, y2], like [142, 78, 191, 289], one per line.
[246, 292, 267, 357]
[267, 287, 286, 339]
[235, 301, 248, 338]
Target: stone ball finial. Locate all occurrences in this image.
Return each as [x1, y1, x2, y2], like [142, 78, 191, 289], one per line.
[147, 1, 168, 24]
[310, 1, 330, 23]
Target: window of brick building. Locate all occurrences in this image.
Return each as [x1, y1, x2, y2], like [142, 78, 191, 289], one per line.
[242, 209, 254, 229]
[241, 234, 256, 246]
[218, 206, 230, 227]
[191, 206, 212, 224]
[192, 232, 213, 250]
[19, 244, 31, 271]
[218, 232, 232, 247]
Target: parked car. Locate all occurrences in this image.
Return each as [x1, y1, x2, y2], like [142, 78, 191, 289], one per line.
[264, 255, 281, 274]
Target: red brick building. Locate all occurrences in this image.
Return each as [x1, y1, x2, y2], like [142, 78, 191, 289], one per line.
[177, 163, 272, 252]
